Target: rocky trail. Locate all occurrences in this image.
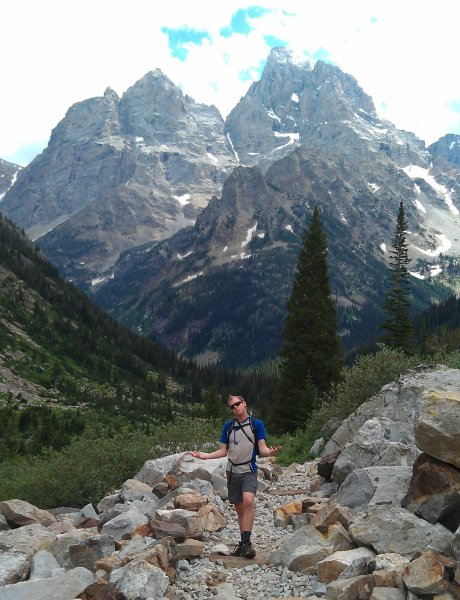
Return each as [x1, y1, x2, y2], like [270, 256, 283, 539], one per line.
[171, 463, 330, 600]
[0, 365, 459, 599]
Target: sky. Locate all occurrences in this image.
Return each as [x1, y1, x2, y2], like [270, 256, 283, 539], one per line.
[2, 0, 460, 166]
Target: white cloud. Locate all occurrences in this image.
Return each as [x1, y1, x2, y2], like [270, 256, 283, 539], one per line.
[1, 0, 460, 165]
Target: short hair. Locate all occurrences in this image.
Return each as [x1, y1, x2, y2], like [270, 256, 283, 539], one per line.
[227, 394, 244, 404]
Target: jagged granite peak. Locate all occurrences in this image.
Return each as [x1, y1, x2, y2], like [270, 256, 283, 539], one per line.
[429, 134, 460, 169]
[0, 69, 237, 287]
[119, 68, 232, 161]
[225, 47, 429, 169]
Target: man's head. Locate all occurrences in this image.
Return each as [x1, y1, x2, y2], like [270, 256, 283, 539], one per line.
[227, 395, 248, 418]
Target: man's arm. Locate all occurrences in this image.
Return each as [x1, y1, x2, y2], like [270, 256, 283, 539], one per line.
[258, 439, 282, 457]
[189, 443, 228, 460]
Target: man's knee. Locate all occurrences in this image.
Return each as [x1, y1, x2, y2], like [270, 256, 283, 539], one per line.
[242, 493, 255, 509]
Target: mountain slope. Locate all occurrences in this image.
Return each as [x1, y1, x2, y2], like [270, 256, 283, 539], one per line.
[95, 147, 452, 366]
[0, 211, 198, 408]
[0, 159, 21, 201]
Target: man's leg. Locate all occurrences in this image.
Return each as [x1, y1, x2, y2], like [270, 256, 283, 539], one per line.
[234, 491, 255, 534]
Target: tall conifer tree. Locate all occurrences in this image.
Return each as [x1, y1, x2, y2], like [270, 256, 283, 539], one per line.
[381, 202, 415, 352]
[272, 207, 342, 433]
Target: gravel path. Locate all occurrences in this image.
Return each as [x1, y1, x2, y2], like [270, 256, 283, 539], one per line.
[170, 462, 326, 599]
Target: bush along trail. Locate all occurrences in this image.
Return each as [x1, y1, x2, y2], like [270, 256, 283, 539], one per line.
[0, 365, 459, 600]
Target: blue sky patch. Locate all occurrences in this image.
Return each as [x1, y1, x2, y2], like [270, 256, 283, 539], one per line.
[239, 59, 266, 82]
[220, 6, 270, 38]
[161, 26, 211, 61]
[447, 99, 460, 112]
[263, 34, 287, 48]
[313, 48, 332, 62]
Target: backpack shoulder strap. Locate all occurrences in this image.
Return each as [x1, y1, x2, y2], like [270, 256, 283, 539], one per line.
[226, 419, 238, 447]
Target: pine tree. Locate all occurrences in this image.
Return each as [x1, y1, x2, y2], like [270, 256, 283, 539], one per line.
[272, 207, 343, 433]
[380, 202, 415, 352]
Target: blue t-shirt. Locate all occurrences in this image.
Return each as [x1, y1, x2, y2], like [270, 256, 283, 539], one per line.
[220, 417, 266, 474]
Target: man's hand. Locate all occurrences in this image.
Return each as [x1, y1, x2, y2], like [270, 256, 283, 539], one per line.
[188, 450, 206, 459]
[269, 445, 283, 456]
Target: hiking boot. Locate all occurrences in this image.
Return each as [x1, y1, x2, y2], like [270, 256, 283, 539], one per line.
[231, 542, 243, 556]
[239, 542, 256, 559]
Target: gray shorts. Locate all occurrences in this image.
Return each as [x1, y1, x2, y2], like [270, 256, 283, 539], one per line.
[226, 470, 258, 505]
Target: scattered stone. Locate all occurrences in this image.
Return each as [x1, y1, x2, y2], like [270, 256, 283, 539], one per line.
[401, 453, 460, 531]
[316, 547, 376, 583]
[402, 548, 457, 595]
[416, 390, 460, 469]
[0, 566, 93, 600]
[0, 499, 56, 527]
[110, 558, 169, 600]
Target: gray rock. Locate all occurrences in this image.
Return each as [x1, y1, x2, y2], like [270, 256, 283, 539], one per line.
[0, 500, 56, 527]
[401, 453, 460, 529]
[0, 515, 9, 532]
[109, 558, 169, 599]
[416, 389, 460, 469]
[0, 566, 93, 600]
[336, 466, 413, 513]
[268, 523, 354, 572]
[73, 503, 98, 527]
[0, 550, 29, 586]
[29, 550, 64, 580]
[67, 535, 116, 570]
[120, 479, 154, 502]
[100, 509, 148, 541]
[453, 524, 460, 559]
[0, 524, 56, 558]
[349, 506, 453, 557]
[370, 588, 406, 600]
[96, 493, 121, 514]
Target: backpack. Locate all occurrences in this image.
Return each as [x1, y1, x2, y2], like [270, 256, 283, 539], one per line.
[226, 416, 259, 456]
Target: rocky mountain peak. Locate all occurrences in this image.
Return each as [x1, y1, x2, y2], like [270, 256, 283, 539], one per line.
[103, 86, 120, 101]
[49, 90, 122, 147]
[429, 133, 460, 169]
[268, 46, 310, 66]
[224, 46, 427, 170]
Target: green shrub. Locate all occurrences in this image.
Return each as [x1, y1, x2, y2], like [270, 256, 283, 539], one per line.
[277, 345, 423, 465]
[0, 417, 220, 508]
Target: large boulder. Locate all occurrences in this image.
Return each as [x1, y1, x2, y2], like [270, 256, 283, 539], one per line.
[0, 550, 30, 586]
[135, 453, 227, 496]
[0, 500, 56, 527]
[267, 523, 354, 572]
[335, 466, 413, 513]
[0, 524, 56, 558]
[0, 566, 93, 600]
[322, 366, 460, 460]
[415, 389, 460, 469]
[332, 417, 417, 484]
[402, 548, 458, 596]
[349, 506, 453, 557]
[401, 453, 460, 531]
[316, 547, 376, 583]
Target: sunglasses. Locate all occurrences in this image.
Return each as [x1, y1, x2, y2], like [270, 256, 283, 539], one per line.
[229, 400, 244, 410]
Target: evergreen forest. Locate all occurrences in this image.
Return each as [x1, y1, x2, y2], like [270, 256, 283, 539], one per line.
[2, 206, 460, 508]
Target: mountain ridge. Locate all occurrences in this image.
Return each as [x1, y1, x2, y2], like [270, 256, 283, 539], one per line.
[2, 47, 460, 366]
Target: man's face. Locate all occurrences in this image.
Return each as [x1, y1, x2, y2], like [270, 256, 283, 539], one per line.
[228, 396, 245, 415]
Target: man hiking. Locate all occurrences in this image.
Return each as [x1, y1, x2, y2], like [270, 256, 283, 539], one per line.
[189, 394, 281, 558]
